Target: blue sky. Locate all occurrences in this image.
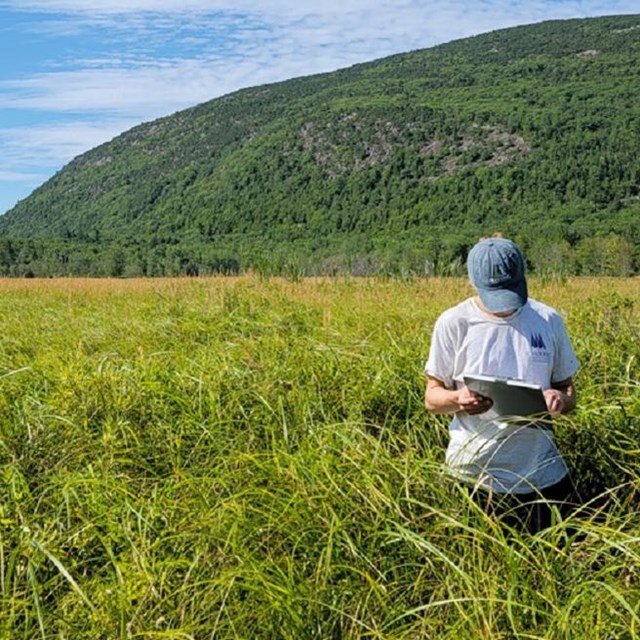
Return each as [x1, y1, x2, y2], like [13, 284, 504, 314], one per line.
[0, 1, 638, 216]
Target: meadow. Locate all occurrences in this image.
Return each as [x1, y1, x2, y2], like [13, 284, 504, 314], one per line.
[0, 275, 638, 639]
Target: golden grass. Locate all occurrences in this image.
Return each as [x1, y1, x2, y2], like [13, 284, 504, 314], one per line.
[0, 275, 638, 638]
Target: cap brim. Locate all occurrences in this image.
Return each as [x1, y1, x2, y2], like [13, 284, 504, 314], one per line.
[477, 281, 527, 313]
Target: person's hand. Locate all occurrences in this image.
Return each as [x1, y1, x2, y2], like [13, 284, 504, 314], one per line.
[544, 389, 566, 417]
[457, 386, 493, 415]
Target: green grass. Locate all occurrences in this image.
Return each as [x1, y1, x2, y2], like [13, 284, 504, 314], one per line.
[0, 276, 639, 638]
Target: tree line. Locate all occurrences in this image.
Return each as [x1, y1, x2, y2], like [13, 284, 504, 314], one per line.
[0, 231, 634, 278]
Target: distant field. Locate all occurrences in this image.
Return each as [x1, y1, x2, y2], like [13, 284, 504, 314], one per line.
[1, 276, 639, 638]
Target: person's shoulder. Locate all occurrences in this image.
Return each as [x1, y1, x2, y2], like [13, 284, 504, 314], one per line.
[434, 297, 475, 327]
[526, 298, 564, 322]
[437, 297, 475, 319]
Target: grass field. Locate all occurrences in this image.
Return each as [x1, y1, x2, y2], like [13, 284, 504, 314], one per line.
[0, 275, 639, 639]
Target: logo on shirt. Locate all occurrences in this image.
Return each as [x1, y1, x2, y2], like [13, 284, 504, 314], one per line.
[530, 332, 551, 362]
[530, 333, 546, 350]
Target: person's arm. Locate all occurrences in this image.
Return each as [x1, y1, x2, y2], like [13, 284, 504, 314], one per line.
[425, 376, 493, 415]
[543, 377, 576, 417]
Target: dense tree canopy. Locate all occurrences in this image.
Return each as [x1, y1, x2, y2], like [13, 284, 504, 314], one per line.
[1, 14, 639, 277]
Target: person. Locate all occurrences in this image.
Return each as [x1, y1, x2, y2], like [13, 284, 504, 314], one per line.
[424, 236, 580, 533]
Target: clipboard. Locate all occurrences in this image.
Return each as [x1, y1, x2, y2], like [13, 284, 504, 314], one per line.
[463, 374, 547, 417]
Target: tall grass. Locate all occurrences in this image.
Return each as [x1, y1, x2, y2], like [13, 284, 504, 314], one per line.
[0, 276, 638, 638]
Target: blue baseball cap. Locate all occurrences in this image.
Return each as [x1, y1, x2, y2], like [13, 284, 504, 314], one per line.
[467, 238, 528, 312]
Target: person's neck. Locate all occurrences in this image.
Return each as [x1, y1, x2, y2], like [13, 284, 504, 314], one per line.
[474, 296, 517, 318]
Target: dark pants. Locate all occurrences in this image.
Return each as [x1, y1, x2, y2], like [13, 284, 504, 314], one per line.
[470, 475, 581, 534]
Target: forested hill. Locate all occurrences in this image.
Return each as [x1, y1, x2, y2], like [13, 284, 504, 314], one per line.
[1, 14, 640, 277]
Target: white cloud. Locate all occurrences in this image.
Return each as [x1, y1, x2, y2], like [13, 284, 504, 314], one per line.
[0, 119, 139, 169]
[0, 170, 46, 182]
[3, 0, 638, 20]
[0, 118, 140, 213]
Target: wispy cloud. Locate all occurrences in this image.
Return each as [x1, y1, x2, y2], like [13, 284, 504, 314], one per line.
[0, 119, 139, 165]
[0, 117, 140, 209]
[0, 0, 639, 214]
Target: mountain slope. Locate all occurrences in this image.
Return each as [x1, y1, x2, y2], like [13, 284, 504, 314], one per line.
[1, 14, 640, 276]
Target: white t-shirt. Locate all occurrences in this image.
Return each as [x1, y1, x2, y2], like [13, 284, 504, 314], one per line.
[425, 297, 579, 495]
